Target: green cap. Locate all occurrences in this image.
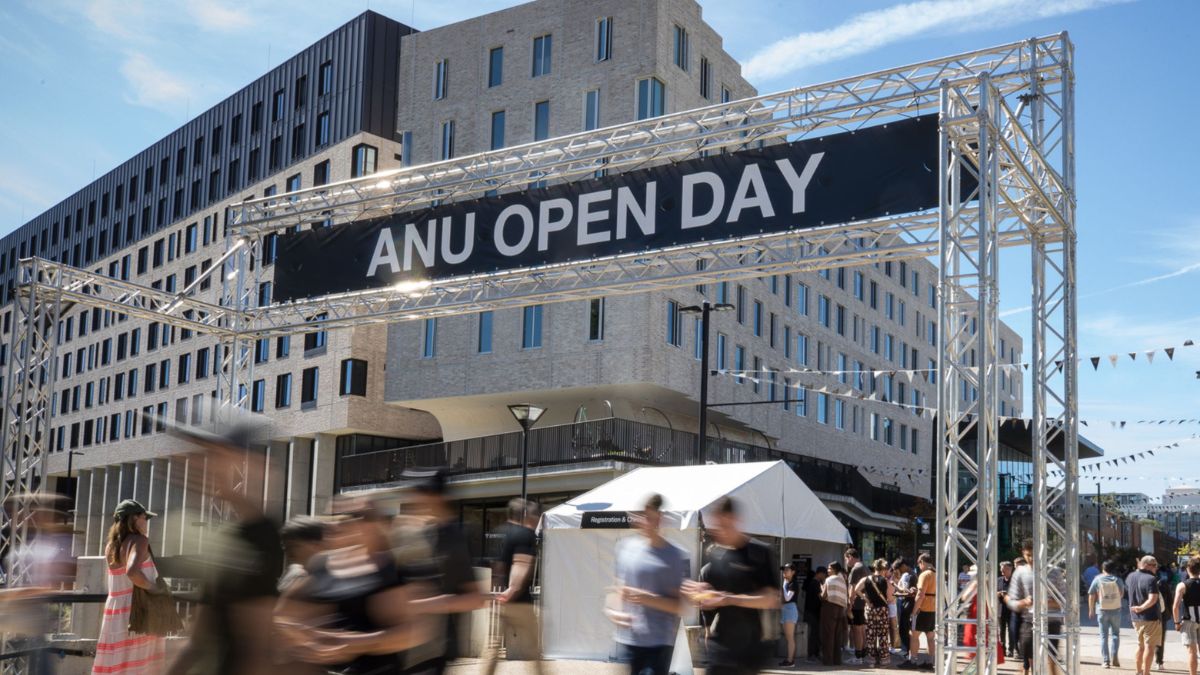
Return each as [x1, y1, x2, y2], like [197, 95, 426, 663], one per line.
[113, 499, 157, 521]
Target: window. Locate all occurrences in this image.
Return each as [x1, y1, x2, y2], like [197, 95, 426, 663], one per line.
[193, 136, 204, 163]
[340, 359, 367, 396]
[666, 301, 683, 347]
[251, 379, 265, 413]
[269, 136, 281, 170]
[291, 122, 306, 159]
[313, 160, 330, 186]
[301, 367, 319, 406]
[796, 333, 808, 366]
[595, 17, 613, 61]
[700, 56, 711, 99]
[478, 311, 493, 353]
[319, 60, 333, 95]
[532, 34, 552, 77]
[818, 295, 830, 328]
[588, 298, 605, 341]
[275, 373, 292, 408]
[254, 338, 269, 364]
[351, 144, 377, 178]
[433, 59, 448, 100]
[522, 305, 543, 348]
[277, 335, 291, 358]
[440, 121, 454, 160]
[584, 90, 600, 131]
[716, 333, 727, 370]
[636, 78, 666, 120]
[490, 111, 506, 150]
[316, 112, 330, 146]
[796, 283, 809, 315]
[422, 319, 437, 358]
[672, 25, 689, 70]
[534, 100, 550, 141]
[752, 301, 763, 336]
[817, 393, 829, 424]
[304, 314, 327, 351]
[734, 345, 745, 383]
[211, 125, 222, 155]
[294, 75, 307, 108]
[251, 101, 264, 133]
[488, 47, 503, 87]
[230, 113, 242, 145]
[178, 353, 191, 384]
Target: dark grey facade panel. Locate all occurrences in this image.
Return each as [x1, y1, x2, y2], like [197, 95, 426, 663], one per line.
[0, 10, 415, 303]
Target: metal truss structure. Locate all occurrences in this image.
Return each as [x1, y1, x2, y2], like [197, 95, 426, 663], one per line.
[0, 33, 1076, 675]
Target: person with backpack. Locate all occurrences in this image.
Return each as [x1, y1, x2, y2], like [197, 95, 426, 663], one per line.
[1172, 556, 1200, 675]
[1088, 559, 1126, 668]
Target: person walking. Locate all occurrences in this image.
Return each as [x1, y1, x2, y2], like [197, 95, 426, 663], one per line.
[819, 561, 849, 666]
[998, 561, 1015, 658]
[93, 500, 168, 675]
[1127, 555, 1163, 675]
[900, 553, 936, 669]
[607, 493, 689, 675]
[855, 559, 894, 667]
[482, 498, 544, 675]
[1157, 566, 1176, 671]
[1172, 556, 1200, 675]
[778, 562, 801, 668]
[1088, 559, 1125, 668]
[803, 566, 826, 663]
[683, 496, 779, 675]
[1009, 557, 1028, 658]
[1007, 539, 1066, 675]
[845, 548, 868, 664]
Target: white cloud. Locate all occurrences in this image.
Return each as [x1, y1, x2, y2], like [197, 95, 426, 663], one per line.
[744, 0, 1131, 81]
[120, 52, 190, 113]
[187, 1, 254, 33]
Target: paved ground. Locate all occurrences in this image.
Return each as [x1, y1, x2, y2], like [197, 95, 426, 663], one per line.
[448, 622, 1196, 675]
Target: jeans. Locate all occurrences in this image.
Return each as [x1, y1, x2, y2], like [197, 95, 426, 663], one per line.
[619, 643, 674, 675]
[1097, 610, 1121, 664]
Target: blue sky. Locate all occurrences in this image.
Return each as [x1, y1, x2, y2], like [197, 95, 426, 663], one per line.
[2, 0, 1198, 500]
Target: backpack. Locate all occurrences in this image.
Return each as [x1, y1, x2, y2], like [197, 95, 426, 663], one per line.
[1097, 576, 1122, 611]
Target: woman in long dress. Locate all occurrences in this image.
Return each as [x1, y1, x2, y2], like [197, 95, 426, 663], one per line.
[92, 499, 167, 675]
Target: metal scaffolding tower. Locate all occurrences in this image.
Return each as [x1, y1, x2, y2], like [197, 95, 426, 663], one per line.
[1, 34, 1076, 675]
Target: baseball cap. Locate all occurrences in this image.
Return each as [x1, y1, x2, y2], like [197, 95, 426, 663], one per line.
[113, 499, 156, 520]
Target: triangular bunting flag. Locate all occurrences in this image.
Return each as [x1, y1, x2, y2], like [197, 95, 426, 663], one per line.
[1120, 421, 1126, 428]
[1090, 356, 1101, 370]
[1186, 340, 1195, 346]
[1129, 352, 1137, 361]
[1109, 355, 1119, 367]
[1146, 351, 1155, 364]
[1166, 347, 1176, 360]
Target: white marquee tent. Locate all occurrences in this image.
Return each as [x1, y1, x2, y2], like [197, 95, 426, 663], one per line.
[539, 461, 851, 661]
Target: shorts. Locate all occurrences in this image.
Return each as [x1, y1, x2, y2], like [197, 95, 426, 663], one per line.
[851, 599, 867, 626]
[781, 602, 799, 624]
[889, 604, 898, 619]
[1181, 620, 1200, 647]
[1134, 619, 1163, 649]
[914, 610, 936, 633]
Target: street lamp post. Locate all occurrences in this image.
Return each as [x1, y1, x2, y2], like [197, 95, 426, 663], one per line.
[507, 404, 546, 505]
[1095, 482, 1102, 563]
[679, 301, 734, 464]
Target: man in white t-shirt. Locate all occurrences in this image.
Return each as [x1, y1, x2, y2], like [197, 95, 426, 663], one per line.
[1088, 559, 1126, 668]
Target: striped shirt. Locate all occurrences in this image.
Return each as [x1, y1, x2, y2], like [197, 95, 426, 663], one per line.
[824, 574, 849, 607]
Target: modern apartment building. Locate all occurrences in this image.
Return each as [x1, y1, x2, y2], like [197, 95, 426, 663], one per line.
[3, 0, 1027, 563]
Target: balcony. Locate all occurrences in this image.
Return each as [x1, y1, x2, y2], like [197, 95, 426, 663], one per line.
[336, 417, 925, 516]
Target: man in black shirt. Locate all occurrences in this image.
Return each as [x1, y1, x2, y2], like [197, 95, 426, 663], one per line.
[482, 498, 543, 675]
[685, 496, 779, 675]
[804, 566, 828, 662]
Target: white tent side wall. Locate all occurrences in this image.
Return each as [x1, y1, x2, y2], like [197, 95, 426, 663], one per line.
[541, 527, 699, 661]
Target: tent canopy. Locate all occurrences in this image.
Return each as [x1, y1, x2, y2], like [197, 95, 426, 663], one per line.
[542, 460, 850, 544]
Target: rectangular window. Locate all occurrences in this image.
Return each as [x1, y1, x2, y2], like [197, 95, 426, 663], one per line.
[734, 346, 745, 384]
[534, 100, 550, 141]
[230, 113, 242, 146]
[818, 295, 830, 328]
[316, 112, 330, 146]
[340, 359, 367, 396]
[817, 393, 829, 425]
[700, 56, 711, 99]
[294, 75, 307, 108]
[588, 298, 605, 341]
[211, 125, 223, 155]
[796, 333, 808, 366]
[304, 314, 327, 351]
[422, 319, 437, 358]
[251, 101, 263, 133]
[440, 121, 454, 160]
[490, 111, 506, 150]
[636, 77, 666, 120]
[522, 305, 543, 348]
[488, 47, 503, 87]
[752, 301, 763, 337]
[672, 25, 689, 70]
[595, 17, 612, 61]
[275, 373, 292, 408]
[251, 379, 265, 413]
[433, 59, 448, 100]
[351, 144, 378, 178]
[319, 60, 333, 95]
[277, 335, 291, 358]
[666, 301, 682, 347]
[716, 333, 727, 370]
[301, 367, 318, 406]
[477, 311, 493, 353]
[796, 283, 809, 315]
[291, 123, 306, 159]
[313, 160, 330, 186]
[532, 34, 552, 77]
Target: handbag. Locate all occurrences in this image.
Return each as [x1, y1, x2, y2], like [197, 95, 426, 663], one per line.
[129, 576, 184, 636]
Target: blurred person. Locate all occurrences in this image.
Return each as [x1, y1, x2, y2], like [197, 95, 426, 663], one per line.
[1156, 564, 1175, 671]
[606, 493, 689, 675]
[961, 565, 1003, 665]
[93, 499, 167, 675]
[274, 495, 434, 674]
[818, 561, 849, 666]
[1127, 555, 1163, 675]
[1008, 539, 1066, 675]
[854, 558, 894, 667]
[1010, 557, 1027, 659]
[885, 561, 901, 652]
[1084, 558, 1102, 591]
[1172, 556, 1200, 675]
[900, 552, 936, 670]
[682, 496, 778, 675]
[844, 547, 867, 664]
[778, 562, 800, 667]
[481, 498, 543, 675]
[802, 565, 826, 663]
[165, 421, 283, 675]
[402, 470, 486, 674]
[998, 561, 1015, 658]
[278, 517, 327, 593]
[1088, 559, 1125, 668]
[959, 563, 973, 592]
[894, 559, 916, 654]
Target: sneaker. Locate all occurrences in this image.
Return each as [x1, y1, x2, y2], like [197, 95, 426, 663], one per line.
[1113, 658, 1121, 668]
[1156, 664, 1165, 672]
[1103, 663, 1110, 669]
[777, 660, 794, 668]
